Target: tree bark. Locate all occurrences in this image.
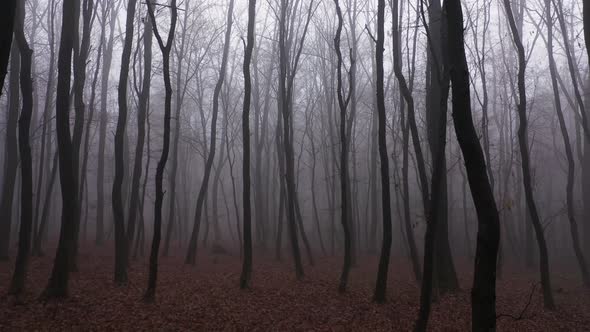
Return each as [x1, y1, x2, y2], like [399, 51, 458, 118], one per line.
[42, 0, 79, 298]
[128, 5, 152, 258]
[240, 0, 256, 290]
[372, 0, 393, 303]
[144, 0, 177, 302]
[445, 0, 500, 329]
[10, 0, 34, 296]
[0, 44, 20, 260]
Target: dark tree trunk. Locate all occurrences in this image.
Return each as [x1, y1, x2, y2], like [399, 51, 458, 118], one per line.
[0, 0, 16, 96]
[112, 0, 138, 284]
[70, 0, 95, 272]
[415, 2, 451, 328]
[333, 0, 352, 293]
[144, 0, 177, 302]
[163, 2, 189, 257]
[128, 7, 152, 258]
[33, 0, 57, 247]
[42, 0, 79, 299]
[240, 0, 256, 290]
[445, 0, 500, 329]
[9, 0, 34, 296]
[33, 152, 58, 257]
[96, 0, 118, 246]
[501, 0, 555, 310]
[545, 0, 590, 287]
[0, 45, 20, 260]
[372, 0, 393, 303]
[389, 0, 421, 283]
[426, 0, 458, 295]
[185, 0, 234, 265]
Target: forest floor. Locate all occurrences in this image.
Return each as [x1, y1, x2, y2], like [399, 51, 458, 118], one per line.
[1, 245, 589, 331]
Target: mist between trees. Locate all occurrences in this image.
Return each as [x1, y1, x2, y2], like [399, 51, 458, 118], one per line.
[0, 0, 589, 330]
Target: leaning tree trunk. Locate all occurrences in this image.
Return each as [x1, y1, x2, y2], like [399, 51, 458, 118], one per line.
[445, 0, 500, 329]
[144, 0, 177, 302]
[0, 45, 20, 260]
[501, 0, 555, 310]
[42, 0, 79, 299]
[545, 0, 590, 287]
[10, 0, 34, 296]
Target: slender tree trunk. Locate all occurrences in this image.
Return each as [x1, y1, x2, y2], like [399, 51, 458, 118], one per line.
[96, 0, 118, 246]
[144, 0, 177, 302]
[240, 0, 256, 289]
[545, 0, 590, 287]
[185, 0, 234, 265]
[373, 0, 393, 303]
[501, 0, 555, 310]
[334, 0, 352, 293]
[112, 0, 138, 284]
[128, 8, 152, 259]
[70, 0, 95, 272]
[163, 2, 189, 256]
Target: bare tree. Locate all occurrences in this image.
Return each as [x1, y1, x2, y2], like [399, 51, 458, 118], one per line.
[9, 0, 34, 296]
[185, 0, 235, 265]
[42, 0, 79, 299]
[372, 0, 393, 303]
[333, 0, 353, 293]
[501, 0, 555, 309]
[445, 0, 500, 329]
[143, 0, 177, 301]
[240, 0, 256, 290]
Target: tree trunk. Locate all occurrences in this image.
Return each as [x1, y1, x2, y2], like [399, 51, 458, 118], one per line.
[127, 5, 152, 260]
[545, 0, 590, 287]
[112, 0, 138, 284]
[373, 0, 393, 303]
[445, 0, 500, 329]
[240, 0, 256, 289]
[334, 0, 352, 293]
[10, 0, 34, 296]
[144, 0, 177, 302]
[0, 44, 20, 260]
[501, 0, 555, 310]
[42, 0, 79, 298]
[96, 0, 118, 246]
[185, 0, 234, 265]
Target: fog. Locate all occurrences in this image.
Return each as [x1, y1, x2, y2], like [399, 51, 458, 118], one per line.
[0, 0, 589, 330]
